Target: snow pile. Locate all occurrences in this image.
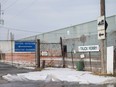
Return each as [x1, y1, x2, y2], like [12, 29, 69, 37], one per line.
[3, 74, 29, 81]
[2, 68, 116, 84]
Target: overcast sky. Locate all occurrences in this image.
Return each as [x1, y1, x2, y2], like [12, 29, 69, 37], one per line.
[0, 0, 116, 40]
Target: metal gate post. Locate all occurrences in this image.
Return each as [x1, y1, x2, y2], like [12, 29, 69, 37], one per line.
[36, 39, 40, 68]
[60, 37, 65, 68]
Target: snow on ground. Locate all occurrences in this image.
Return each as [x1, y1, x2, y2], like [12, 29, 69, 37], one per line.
[2, 68, 116, 84]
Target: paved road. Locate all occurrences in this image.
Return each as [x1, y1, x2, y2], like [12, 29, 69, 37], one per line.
[0, 62, 115, 87]
[0, 81, 115, 87]
[0, 62, 32, 75]
[0, 62, 32, 84]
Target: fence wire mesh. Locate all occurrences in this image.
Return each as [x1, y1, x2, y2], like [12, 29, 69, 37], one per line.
[40, 43, 62, 57]
[40, 43, 63, 67]
[62, 34, 101, 72]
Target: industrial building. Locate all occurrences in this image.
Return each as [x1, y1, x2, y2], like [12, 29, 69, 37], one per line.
[22, 15, 116, 47]
[0, 15, 116, 73]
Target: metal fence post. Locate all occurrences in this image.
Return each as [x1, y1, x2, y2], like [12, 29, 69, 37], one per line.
[60, 37, 65, 68]
[36, 39, 40, 68]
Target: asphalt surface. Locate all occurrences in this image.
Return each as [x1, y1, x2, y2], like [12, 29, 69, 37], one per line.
[0, 62, 32, 84]
[0, 81, 115, 87]
[0, 62, 116, 87]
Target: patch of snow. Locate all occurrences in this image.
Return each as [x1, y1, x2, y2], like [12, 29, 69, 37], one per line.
[2, 74, 29, 82]
[2, 68, 116, 84]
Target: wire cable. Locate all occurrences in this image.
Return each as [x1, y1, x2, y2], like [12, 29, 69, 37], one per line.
[1, 0, 9, 5]
[3, 0, 39, 32]
[3, 0, 18, 11]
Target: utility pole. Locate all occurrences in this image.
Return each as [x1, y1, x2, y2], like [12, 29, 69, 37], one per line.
[0, 3, 1, 40]
[0, 3, 1, 23]
[0, 3, 4, 40]
[0, 3, 4, 25]
[100, 0, 107, 73]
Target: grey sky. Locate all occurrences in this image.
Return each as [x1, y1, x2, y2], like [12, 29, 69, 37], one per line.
[0, 0, 116, 40]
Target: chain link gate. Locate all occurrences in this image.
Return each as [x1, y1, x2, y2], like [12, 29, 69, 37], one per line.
[40, 42, 62, 67]
[1, 40, 63, 68]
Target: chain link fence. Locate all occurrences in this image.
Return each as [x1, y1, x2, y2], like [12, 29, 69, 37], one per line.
[64, 52, 101, 71]
[62, 33, 101, 72]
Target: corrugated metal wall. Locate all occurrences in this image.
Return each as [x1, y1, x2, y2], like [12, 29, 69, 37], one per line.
[21, 15, 116, 47]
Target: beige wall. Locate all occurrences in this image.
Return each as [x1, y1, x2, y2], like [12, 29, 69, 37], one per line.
[0, 41, 14, 53]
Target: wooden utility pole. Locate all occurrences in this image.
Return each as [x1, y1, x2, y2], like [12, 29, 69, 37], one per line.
[100, 0, 107, 73]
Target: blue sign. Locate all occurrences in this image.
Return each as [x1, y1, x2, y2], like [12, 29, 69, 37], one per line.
[15, 41, 36, 52]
